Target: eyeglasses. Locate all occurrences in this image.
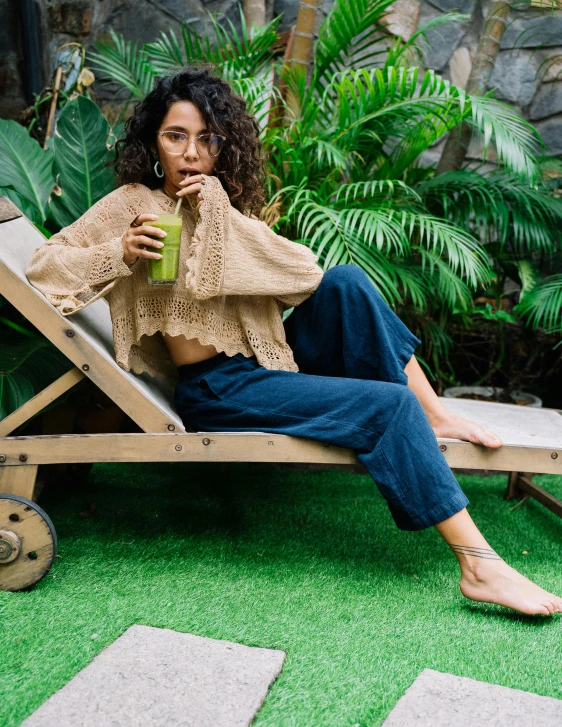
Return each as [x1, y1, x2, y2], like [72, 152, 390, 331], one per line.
[157, 131, 226, 158]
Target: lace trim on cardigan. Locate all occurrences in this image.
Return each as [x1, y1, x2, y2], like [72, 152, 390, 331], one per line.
[111, 295, 299, 376]
[43, 291, 91, 315]
[184, 176, 229, 299]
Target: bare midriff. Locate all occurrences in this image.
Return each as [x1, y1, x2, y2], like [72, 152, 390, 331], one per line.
[163, 333, 219, 367]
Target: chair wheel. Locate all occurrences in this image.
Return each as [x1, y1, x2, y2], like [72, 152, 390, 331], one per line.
[0, 494, 57, 592]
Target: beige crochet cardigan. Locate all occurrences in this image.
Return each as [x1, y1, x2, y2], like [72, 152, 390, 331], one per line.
[26, 175, 324, 378]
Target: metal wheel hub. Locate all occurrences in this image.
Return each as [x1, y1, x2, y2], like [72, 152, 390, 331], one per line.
[0, 494, 57, 591]
[0, 530, 21, 563]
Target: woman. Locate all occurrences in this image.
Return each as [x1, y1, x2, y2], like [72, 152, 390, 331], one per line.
[27, 67, 561, 616]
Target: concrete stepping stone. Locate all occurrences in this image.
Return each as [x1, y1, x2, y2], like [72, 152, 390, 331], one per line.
[22, 625, 286, 727]
[383, 668, 562, 726]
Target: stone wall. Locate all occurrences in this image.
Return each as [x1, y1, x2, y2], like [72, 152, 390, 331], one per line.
[0, 0, 245, 116]
[414, 0, 562, 155]
[1, 0, 560, 155]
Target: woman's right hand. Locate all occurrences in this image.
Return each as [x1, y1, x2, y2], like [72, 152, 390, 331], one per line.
[121, 214, 167, 266]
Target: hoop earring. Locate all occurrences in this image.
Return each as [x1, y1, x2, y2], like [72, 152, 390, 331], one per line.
[153, 159, 164, 178]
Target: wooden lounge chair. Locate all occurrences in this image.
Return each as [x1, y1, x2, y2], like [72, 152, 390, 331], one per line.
[1, 197, 561, 591]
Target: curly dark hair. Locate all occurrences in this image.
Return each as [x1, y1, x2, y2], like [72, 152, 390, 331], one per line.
[113, 66, 266, 215]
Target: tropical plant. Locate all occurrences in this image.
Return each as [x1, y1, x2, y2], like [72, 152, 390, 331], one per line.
[0, 329, 74, 423]
[0, 96, 118, 230]
[0, 95, 119, 421]
[23, 42, 96, 145]
[48, 95, 117, 229]
[429, 0, 562, 366]
[89, 9, 281, 110]
[0, 119, 54, 227]
[271, 4, 560, 379]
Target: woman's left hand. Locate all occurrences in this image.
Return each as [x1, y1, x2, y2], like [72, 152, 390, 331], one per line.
[177, 173, 204, 213]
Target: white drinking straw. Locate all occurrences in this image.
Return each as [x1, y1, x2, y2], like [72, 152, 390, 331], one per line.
[174, 170, 191, 215]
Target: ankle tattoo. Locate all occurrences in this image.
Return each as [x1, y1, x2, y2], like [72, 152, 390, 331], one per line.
[449, 544, 501, 560]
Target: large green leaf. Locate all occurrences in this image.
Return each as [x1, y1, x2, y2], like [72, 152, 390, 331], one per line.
[0, 335, 74, 422]
[49, 96, 116, 229]
[0, 120, 54, 223]
[0, 186, 44, 225]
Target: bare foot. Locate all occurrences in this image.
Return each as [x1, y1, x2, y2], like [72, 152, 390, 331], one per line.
[432, 413, 503, 449]
[460, 558, 562, 615]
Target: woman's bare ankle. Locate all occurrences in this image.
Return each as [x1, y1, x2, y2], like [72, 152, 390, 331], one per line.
[452, 545, 503, 582]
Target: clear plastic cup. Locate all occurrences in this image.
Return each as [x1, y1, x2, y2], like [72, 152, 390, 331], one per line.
[147, 213, 183, 285]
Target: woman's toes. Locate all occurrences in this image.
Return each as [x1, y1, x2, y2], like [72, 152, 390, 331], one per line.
[468, 429, 500, 448]
[480, 427, 503, 448]
[542, 596, 562, 613]
[434, 416, 503, 449]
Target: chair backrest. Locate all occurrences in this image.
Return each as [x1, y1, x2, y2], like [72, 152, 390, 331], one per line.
[0, 198, 186, 434]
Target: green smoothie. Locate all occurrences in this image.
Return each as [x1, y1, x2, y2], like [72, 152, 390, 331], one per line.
[147, 213, 183, 285]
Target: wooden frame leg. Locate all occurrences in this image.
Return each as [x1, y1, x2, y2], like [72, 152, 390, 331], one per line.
[505, 471, 526, 500]
[40, 403, 79, 486]
[0, 465, 40, 500]
[506, 471, 562, 519]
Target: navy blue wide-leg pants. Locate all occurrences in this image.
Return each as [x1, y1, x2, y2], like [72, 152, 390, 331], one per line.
[174, 265, 469, 530]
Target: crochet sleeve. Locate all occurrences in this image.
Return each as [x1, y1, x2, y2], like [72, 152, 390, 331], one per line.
[26, 187, 138, 316]
[184, 175, 323, 302]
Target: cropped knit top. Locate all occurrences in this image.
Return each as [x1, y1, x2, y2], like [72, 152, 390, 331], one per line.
[25, 175, 324, 379]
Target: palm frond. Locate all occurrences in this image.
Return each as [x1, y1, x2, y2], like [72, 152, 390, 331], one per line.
[387, 114, 453, 176]
[515, 260, 538, 301]
[315, 0, 396, 85]
[387, 263, 430, 309]
[144, 21, 191, 73]
[415, 248, 473, 309]
[469, 96, 542, 182]
[409, 213, 490, 287]
[299, 137, 349, 170]
[88, 29, 155, 98]
[277, 63, 321, 130]
[290, 196, 412, 258]
[146, 8, 280, 80]
[420, 170, 562, 252]
[231, 73, 278, 128]
[282, 186, 489, 300]
[334, 179, 421, 205]
[322, 68, 465, 152]
[516, 275, 562, 334]
[339, 234, 403, 303]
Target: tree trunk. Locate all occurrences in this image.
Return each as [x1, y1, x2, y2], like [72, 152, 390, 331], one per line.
[291, 0, 320, 75]
[243, 0, 266, 28]
[284, 0, 324, 120]
[436, 0, 512, 175]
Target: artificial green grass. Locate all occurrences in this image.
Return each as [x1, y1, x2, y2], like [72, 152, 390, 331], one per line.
[2, 464, 562, 726]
